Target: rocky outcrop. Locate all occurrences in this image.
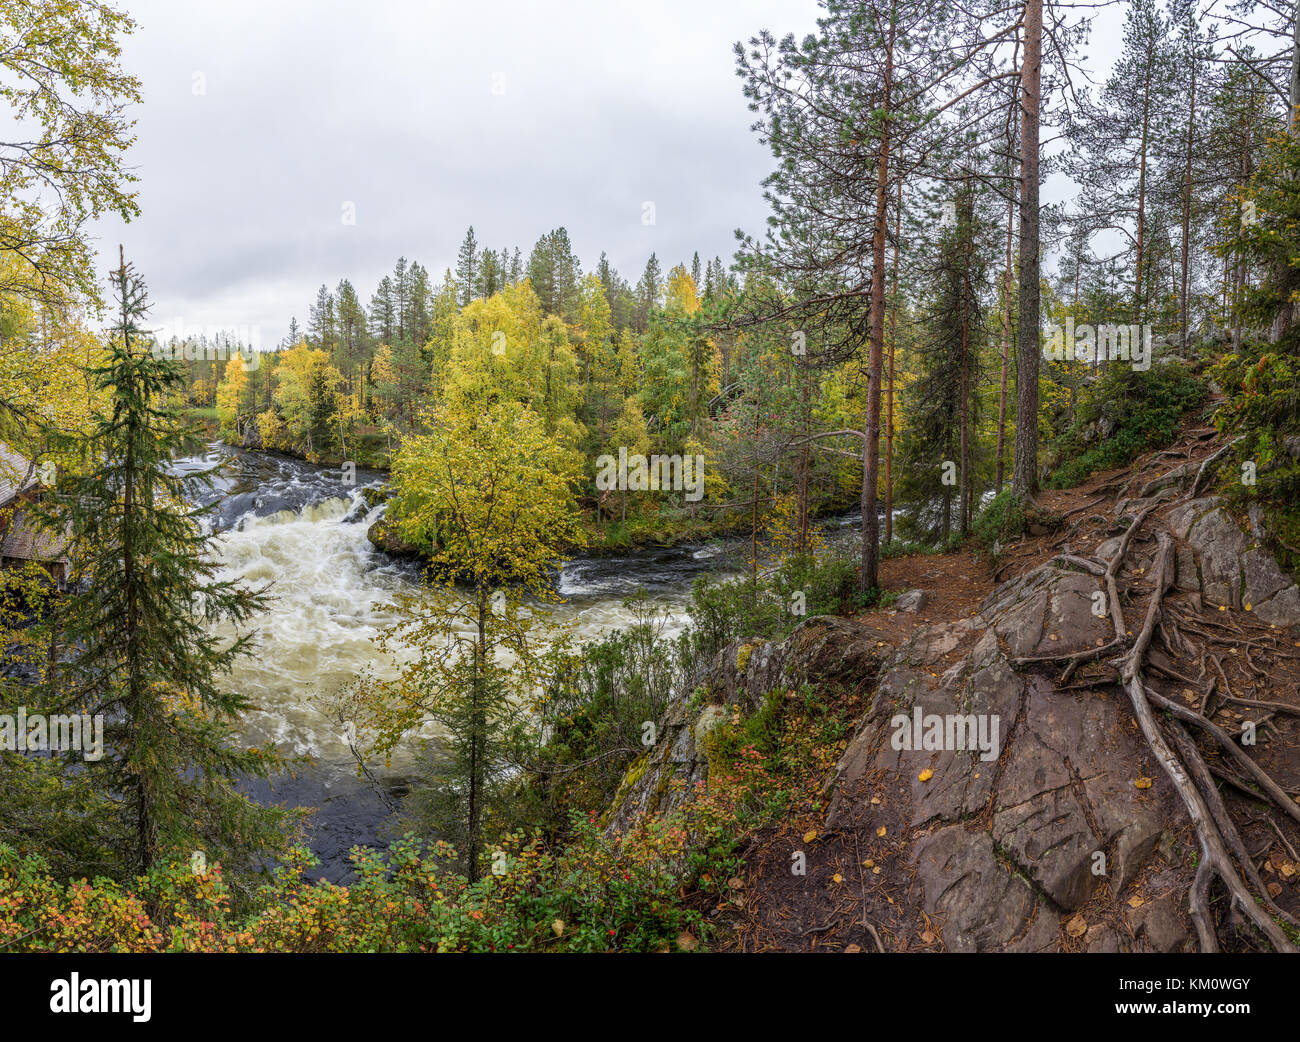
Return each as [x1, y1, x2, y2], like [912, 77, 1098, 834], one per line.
[604, 616, 883, 835]
[821, 563, 1185, 951]
[1166, 496, 1300, 627]
[365, 515, 422, 559]
[605, 555, 1209, 950]
[600, 462, 1300, 951]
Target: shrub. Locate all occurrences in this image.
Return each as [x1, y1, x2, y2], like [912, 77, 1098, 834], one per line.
[973, 488, 1027, 553]
[1046, 362, 1206, 488]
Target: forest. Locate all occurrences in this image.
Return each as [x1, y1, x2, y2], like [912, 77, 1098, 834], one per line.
[1, 0, 1299, 964]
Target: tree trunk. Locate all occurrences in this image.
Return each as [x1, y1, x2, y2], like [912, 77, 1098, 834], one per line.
[466, 590, 487, 883]
[997, 184, 1013, 492]
[1291, 7, 1300, 133]
[1012, 0, 1042, 501]
[1180, 46, 1195, 354]
[1270, 14, 1300, 342]
[883, 172, 904, 543]
[885, 174, 901, 544]
[861, 16, 894, 595]
[1134, 46, 1152, 322]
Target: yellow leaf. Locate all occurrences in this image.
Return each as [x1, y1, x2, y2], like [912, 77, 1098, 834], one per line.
[803, 829, 818, 844]
[833, 873, 843, 884]
[876, 826, 887, 837]
[1135, 777, 1153, 789]
[918, 768, 934, 782]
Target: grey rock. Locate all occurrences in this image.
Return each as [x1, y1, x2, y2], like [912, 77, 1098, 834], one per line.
[1166, 496, 1220, 542]
[895, 588, 928, 613]
[1255, 584, 1300, 630]
[1242, 548, 1290, 607]
[1129, 892, 1189, 953]
[912, 827, 1043, 953]
[1188, 508, 1249, 607]
[1085, 926, 1121, 953]
[1175, 546, 1200, 593]
[1096, 536, 1123, 561]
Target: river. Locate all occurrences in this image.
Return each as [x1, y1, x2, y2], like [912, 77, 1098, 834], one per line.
[181, 443, 739, 879]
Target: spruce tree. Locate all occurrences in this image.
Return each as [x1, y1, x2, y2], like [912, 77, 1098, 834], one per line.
[51, 248, 295, 878]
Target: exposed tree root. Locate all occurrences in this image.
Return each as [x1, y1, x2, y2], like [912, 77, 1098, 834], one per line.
[1014, 462, 1300, 951]
[1112, 532, 1295, 951]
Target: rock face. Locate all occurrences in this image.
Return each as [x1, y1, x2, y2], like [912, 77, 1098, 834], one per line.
[365, 515, 422, 559]
[822, 563, 1184, 952]
[604, 567, 1195, 950]
[599, 470, 1299, 952]
[894, 589, 927, 613]
[604, 616, 883, 835]
[1166, 496, 1300, 627]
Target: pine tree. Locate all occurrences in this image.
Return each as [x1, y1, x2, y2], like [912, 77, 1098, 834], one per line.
[369, 276, 396, 344]
[633, 253, 662, 333]
[335, 278, 367, 391]
[307, 284, 337, 354]
[898, 180, 987, 540]
[456, 228, 480, 308]
[1065, 0, 1177, 323]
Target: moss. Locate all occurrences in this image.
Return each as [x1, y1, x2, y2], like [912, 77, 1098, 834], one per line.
[736, 643, 754, 672]
[601, 748, 655, 827]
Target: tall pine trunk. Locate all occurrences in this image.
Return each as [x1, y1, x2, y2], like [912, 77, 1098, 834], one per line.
[1012, 0, 1043, 501]
[885, 174, 901, 544]
[861, 15, 894, 594]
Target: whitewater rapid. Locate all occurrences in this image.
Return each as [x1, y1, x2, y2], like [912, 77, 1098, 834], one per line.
[196, 447, 712, 779]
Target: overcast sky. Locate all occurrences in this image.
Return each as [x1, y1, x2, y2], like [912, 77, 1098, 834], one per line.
[91, 0, 827, 348]
[92, 0, 1139, 350]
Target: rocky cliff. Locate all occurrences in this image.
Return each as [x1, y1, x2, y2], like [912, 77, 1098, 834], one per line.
[605, 458, 1300, 952]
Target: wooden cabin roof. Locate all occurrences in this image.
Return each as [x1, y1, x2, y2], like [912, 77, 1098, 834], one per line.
[0, 443, 39, 507]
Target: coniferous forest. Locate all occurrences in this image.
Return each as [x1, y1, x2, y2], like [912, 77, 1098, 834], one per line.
[3, 0, 1300, 1021]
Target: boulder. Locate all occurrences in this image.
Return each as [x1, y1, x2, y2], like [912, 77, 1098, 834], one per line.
[365, 517, 422, 559]
[895, 589, 928, 613]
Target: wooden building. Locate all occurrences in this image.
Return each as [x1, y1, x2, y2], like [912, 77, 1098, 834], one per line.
[0, 443, 68, 587]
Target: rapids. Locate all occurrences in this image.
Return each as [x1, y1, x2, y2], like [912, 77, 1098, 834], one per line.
[182, 443, 730, 878]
